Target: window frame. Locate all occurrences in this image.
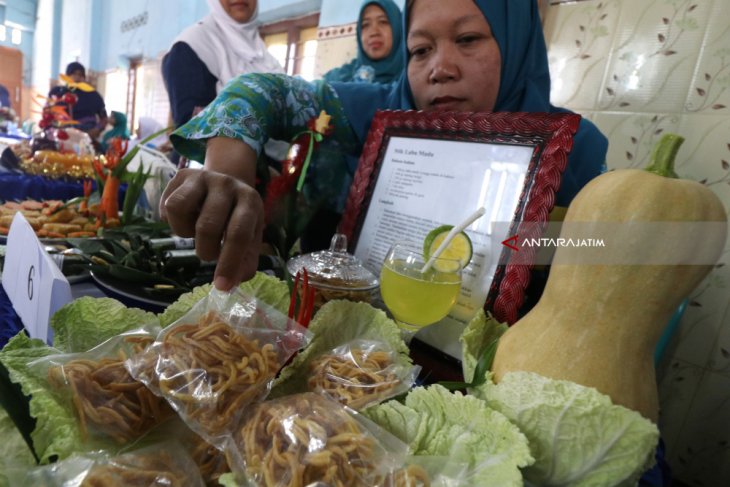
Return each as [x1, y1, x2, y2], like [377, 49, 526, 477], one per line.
[260, 12, 320, 76]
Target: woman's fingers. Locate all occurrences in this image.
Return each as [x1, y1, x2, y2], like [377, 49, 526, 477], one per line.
[214, 192, 264, 291]
[194, 180, 236, 262]
[161, 169, 208, 237]
[159, 168, 198, 224]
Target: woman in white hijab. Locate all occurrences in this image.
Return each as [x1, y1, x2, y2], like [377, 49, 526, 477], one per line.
[162, 0, 284, 128]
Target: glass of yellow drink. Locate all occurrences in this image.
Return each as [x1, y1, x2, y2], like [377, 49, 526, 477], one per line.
[380, 242, 462, 337]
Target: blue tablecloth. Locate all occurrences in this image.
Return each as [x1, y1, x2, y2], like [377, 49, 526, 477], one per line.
[0, 173, 87, 203]
[0, 173, 126, 206]
[0, 285, 24, 349]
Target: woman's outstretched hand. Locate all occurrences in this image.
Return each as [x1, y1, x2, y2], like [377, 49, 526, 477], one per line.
[160, 167, 264, 292]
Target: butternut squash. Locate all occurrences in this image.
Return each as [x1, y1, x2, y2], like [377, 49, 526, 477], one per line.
[492, 134, 728, 422]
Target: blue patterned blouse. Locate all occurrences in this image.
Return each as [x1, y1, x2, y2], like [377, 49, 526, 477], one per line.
[171, 74, 359, 211]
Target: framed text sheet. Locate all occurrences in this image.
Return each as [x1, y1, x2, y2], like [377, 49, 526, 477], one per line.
[340, 110, 581, 359]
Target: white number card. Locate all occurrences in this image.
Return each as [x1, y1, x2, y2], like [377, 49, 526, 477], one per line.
[1, 213, 72, 343]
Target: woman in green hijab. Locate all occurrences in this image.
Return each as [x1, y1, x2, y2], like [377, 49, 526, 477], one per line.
[323, 0, 404, 84]
[100, 111, 130, 152]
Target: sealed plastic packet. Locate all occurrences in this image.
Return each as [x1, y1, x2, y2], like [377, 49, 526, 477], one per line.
[224, 392, 410, 487]
[17, 442, 205, 486]
[121, 416, 232, 487]
[384, 456, 473, 487]
[28, 326, 173, 445]
[188, 431, 231, 486]
[126, 287, 312, 446]
[307, 338, 420, 410]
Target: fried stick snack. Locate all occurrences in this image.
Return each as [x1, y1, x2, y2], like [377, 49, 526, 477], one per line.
[80, 449, 188, 487]
[20, 443, 206, 487]
[128, 289, 311, 446]
[228, 393, 408, 487]
[307, 340, 419, 410]
[46, 335, 173, 444]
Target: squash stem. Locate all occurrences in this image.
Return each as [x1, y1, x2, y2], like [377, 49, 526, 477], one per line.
[645, 133, 684, 179]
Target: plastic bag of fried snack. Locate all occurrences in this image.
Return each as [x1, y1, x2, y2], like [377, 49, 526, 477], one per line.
[128, 416, 231, 487]
[28, 327, 173, 445]
[224, 392, 410, 487]
[126, 287, 311, 447]
[15, 442, 205, 487]
[306, 339, 420, 410]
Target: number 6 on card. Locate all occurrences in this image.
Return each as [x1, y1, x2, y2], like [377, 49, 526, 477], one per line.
[2, 213, 72, 343]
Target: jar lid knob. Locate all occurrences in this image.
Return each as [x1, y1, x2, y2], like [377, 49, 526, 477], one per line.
[329, 233, 348, 253]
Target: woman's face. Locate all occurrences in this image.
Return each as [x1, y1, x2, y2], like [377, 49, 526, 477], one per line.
[360, 4, 393, 61]
[219, 0, 256, 23]
[407, 0, 501, 112]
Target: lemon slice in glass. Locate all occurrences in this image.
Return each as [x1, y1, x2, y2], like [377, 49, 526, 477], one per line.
[423, 225, 473, 272]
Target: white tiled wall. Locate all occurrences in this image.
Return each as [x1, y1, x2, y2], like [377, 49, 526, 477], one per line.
[544, 1, 730, 485]
[314, 23, 358, 78]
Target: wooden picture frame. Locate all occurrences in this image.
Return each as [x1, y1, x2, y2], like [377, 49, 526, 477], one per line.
[339, 110, 580, 358]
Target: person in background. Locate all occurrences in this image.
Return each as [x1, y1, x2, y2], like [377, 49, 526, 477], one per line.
[162, 0, 283, 129]
[0, 84, 10, 108]
[48, 62, 108, 139]
[100, 111, 130, 152]
[134, 117, 172, 153]
[162, 0, 608, 291]
[323, 0, 404, 84]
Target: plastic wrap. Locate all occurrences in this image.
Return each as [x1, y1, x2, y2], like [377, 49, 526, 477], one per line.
[18, 442, 205, 486]
[226, 392, 410, 487]
[28, 327, 172, 444]
[127, 288, 311, 446]
[307, 339, 420, 409]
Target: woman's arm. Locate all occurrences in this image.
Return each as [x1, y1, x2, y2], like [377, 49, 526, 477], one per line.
[170, 73, 358, 164]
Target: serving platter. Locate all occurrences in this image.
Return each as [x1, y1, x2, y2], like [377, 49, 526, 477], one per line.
[90, 270, 177, 313]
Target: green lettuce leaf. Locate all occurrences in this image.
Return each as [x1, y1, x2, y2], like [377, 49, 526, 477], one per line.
[271, 300, 411, 397]
[158, 272, 290, 327]
[460, 309, 507, 383]
[0, 332, 81, 463]
[51, 297, 158, 353]
[0, 406, 36, 486]
[476, 371, 660, 487]
[365, 384, 533, 486]
[217, 473, 239, 487]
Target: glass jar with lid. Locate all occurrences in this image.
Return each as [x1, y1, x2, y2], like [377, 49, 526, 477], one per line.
[286, 233, 379, 311]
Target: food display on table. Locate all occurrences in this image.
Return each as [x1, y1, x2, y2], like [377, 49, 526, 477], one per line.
[0, 196, 101, 239]
[2, 134, 723, 485]
[68, 227, 218, 305]
[21, 147, 96, 180]
[12, 124, 97, 180]
[0, 271, 674, 486]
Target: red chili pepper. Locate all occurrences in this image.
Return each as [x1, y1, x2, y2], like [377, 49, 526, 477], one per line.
[297, 268, 310, 323]
[303, 286, 316, 326]
[294, 268, 316, 328]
